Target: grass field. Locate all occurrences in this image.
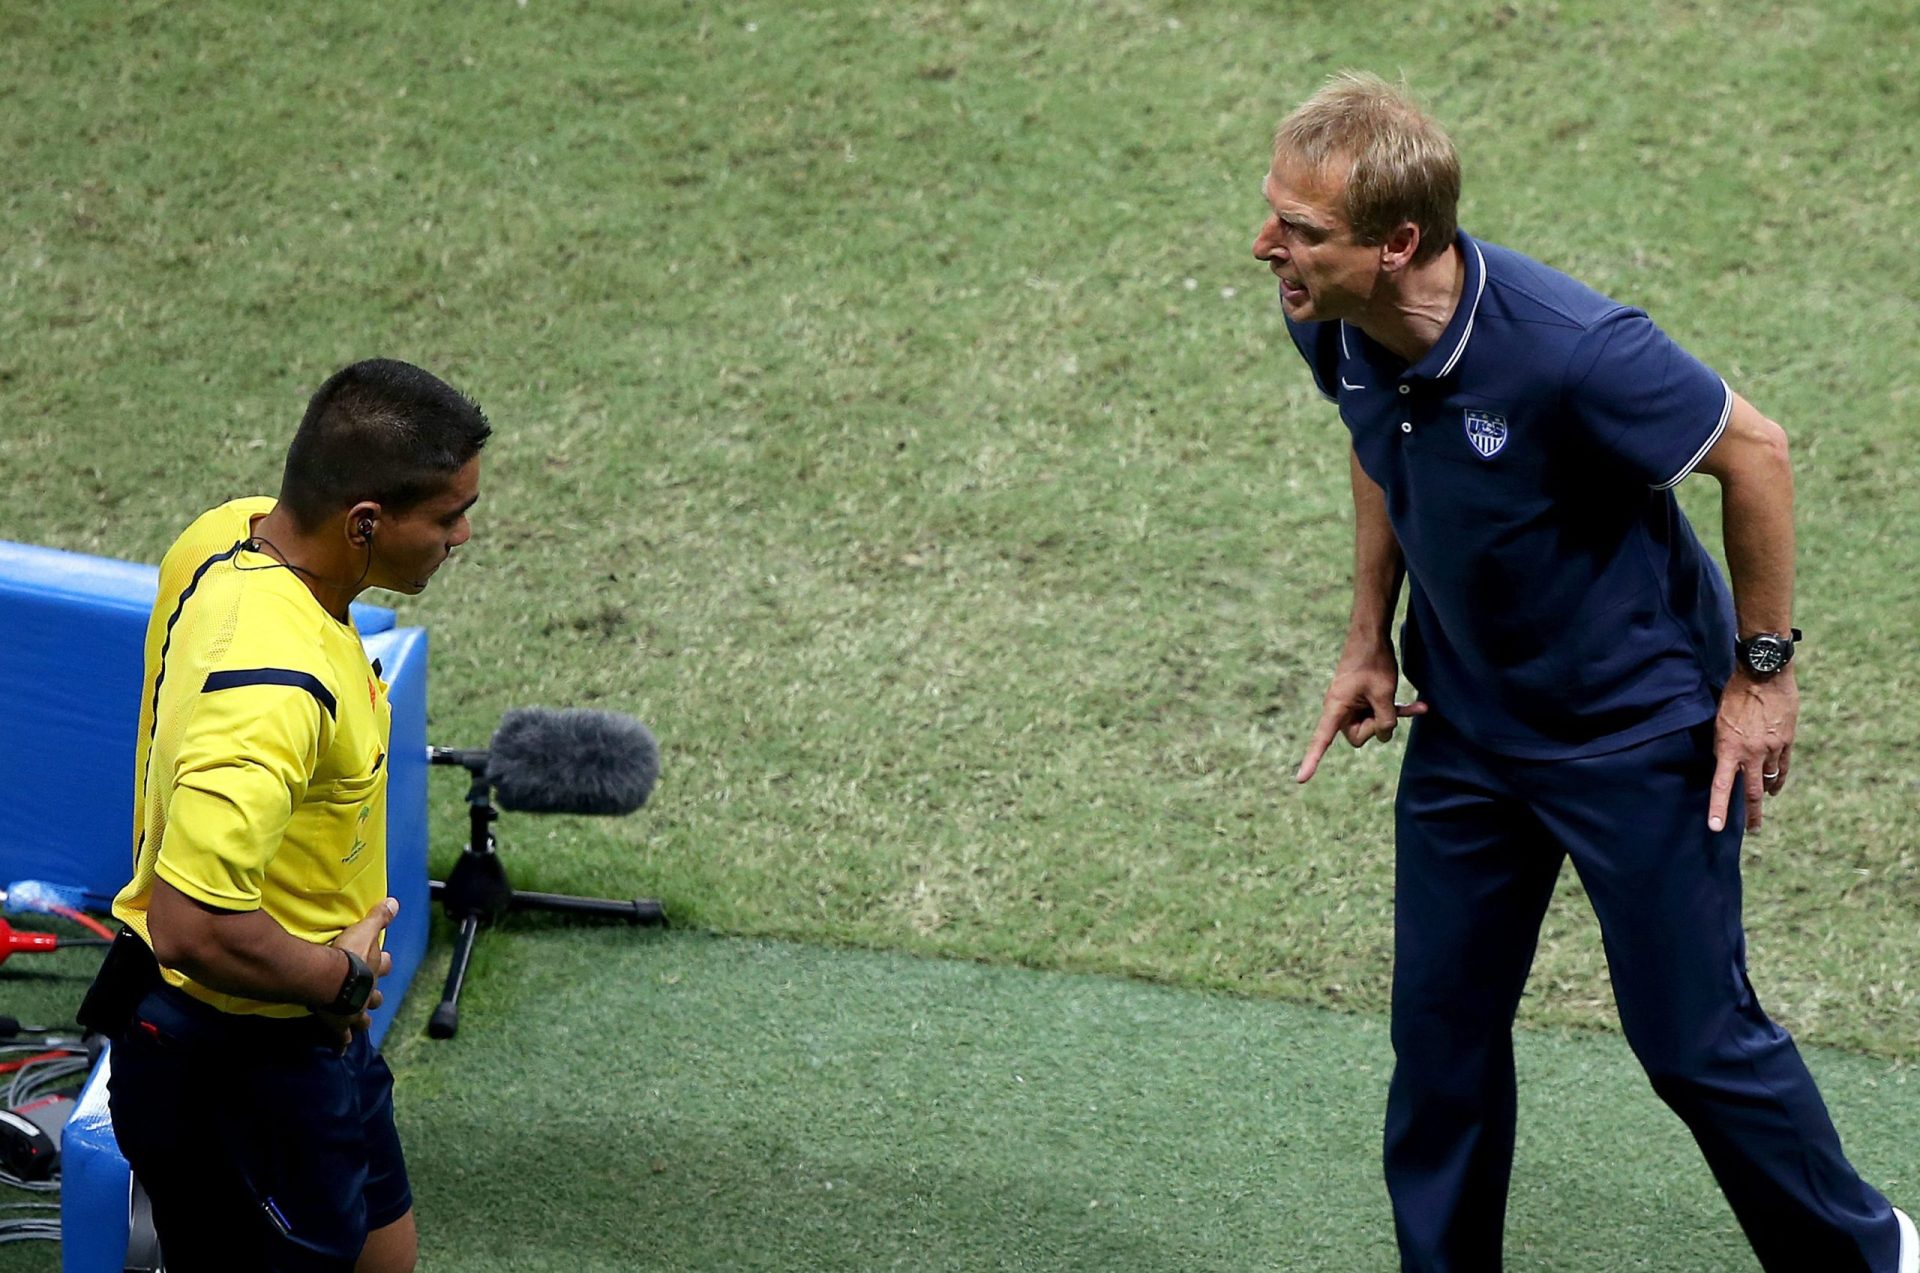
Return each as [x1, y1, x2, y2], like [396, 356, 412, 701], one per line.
[1, 0, 1916, 1267]
[1, 930, 1914, 1271]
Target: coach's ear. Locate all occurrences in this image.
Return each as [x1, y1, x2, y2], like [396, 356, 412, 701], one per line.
[1379, 222, 1421, 274]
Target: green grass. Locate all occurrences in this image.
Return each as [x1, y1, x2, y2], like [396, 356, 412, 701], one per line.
[390, 929, 1913, 1272]
[3, 929, 1915, 1271]
[1, 0, 1917, 1265]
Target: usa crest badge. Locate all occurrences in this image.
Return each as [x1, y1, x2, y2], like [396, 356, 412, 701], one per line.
[1463, 410, 1509, 459]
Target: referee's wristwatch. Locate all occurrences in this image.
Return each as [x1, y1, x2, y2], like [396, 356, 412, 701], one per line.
[1735, 628, 1802, 676]
[320, 948, 375, 1016]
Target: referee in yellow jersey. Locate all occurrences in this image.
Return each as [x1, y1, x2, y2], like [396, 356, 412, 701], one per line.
[99, 360, 487, 1272]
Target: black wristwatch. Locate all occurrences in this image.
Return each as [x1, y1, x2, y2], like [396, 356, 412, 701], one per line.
[320, 949, 374, 1016]
[1735, 628, 1802, 676]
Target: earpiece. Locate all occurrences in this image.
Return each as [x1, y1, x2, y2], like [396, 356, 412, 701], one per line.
[358, 518, 375, 540]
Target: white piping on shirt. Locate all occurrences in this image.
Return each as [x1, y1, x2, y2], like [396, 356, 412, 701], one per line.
[1436, 240, 1488, 379]
[1653, 378, 1734, 490]
[1335, 238, 1486, 383]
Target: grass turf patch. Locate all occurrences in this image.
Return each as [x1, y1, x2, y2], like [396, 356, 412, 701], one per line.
[3, 928, 1913, 1271]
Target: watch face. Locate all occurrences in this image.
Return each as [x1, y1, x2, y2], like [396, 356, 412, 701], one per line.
[1745, 635, 1789, 674]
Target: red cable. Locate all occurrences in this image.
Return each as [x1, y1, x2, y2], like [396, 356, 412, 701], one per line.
[0, 1051, 75, 1076]
[47, 904, 114, 942]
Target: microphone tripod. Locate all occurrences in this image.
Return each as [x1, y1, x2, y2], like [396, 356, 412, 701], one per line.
[426, 746, 665, 1039]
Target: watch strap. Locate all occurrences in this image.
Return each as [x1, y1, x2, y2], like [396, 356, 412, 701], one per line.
[322, 948, 373, 1016]
[1736, 627, 1803, 644]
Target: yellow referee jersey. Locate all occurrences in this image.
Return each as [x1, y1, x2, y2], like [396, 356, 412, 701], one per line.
[112, 498, 391, 1017]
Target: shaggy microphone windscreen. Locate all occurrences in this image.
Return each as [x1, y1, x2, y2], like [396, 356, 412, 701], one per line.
[486, 707, 660, 815]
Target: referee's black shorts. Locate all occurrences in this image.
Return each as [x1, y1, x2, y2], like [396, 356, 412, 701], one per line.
[107, 983, 412, 1272]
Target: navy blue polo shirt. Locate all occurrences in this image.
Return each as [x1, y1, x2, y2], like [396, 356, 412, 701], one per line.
[1286, 231, 1737, 758]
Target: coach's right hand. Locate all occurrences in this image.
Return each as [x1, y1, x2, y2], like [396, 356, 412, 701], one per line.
[1296, 648, 1426, 784]
[317, 897, 398, 1047]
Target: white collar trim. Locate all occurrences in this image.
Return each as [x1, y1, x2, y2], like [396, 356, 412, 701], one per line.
[1336, 238, 1485, 378]
[1435, 239, 1487, 379]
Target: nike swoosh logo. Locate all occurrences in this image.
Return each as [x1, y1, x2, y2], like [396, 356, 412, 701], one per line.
[1341, 377, 1364, 391]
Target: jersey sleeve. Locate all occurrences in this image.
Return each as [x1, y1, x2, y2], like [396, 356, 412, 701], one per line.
[155, 671, 335, 911]
[1284, 313, 1341, 403]
[1566, 308, 1732, 489]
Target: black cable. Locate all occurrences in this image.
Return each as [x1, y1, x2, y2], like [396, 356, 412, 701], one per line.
[244, 534, 375, 596]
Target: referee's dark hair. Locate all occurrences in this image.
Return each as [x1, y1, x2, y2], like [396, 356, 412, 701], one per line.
[278, 359, 491, 530]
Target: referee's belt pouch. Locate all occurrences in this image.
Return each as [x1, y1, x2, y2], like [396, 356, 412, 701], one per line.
[77, 929, 164, 1038]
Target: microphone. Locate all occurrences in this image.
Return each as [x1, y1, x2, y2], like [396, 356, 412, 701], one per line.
[481, 707, 660, 815]
[423, 707, 666, 1039]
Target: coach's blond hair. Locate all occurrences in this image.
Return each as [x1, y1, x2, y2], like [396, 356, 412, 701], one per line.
[1272, 72, 1460, 265]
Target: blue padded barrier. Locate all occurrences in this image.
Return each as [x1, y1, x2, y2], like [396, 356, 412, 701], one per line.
[0, 540, 428, 1273]
[56, 1063, 126, 1273]
[363, 623, 431, 1035]
[0, 540, 396, 901]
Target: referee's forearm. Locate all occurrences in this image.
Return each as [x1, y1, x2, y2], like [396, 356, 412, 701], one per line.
[148, 878, 347, 1008]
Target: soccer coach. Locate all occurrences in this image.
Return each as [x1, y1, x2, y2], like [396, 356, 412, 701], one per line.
[1261, 74, 1912, 1271]
[96, 360, 487, 1272]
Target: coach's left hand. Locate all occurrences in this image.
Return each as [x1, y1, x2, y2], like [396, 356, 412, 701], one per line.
[1708, 667, 1798, 833]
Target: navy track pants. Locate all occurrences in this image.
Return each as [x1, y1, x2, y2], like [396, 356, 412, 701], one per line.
[1384, 713, 1898, 1272]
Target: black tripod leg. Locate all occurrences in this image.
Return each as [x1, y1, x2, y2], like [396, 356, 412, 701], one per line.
[428, 913, 484, 1039]
[507, 890, 667, 925]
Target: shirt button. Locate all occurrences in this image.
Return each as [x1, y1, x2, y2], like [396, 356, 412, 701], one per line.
[1400, 421, 1412, 433]
[1397, 384, 1410, 395]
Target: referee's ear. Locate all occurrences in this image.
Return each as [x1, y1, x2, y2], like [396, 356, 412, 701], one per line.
[345, 501, 381, 549]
